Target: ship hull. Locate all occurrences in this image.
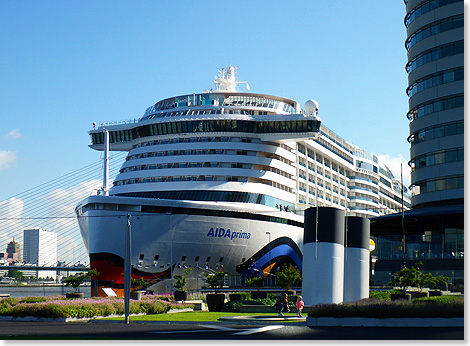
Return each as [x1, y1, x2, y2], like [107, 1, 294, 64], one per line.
[76, 195, 304, 296]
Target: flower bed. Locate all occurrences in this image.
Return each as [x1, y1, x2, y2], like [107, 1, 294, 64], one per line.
[0, 295, 192, 319]
[308, 296, 464, 319]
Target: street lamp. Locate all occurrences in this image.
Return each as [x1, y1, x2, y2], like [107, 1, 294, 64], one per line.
[266, 232, 271, 286]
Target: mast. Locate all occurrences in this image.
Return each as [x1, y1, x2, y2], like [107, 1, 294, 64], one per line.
[212, 66, 247, 92]
[103, 130, 109, 196]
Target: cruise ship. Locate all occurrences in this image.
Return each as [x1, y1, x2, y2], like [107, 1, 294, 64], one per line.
[76, 66, 410, 296]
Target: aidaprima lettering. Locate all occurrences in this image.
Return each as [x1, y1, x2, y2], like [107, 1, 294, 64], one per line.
[207, 228, 250, 240]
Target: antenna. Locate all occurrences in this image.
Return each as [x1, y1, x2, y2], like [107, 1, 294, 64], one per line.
[212, 66, 248, 92]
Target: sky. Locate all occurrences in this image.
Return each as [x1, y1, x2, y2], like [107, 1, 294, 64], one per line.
[0, 0, 413, 202]
[0, 1, 417, 263]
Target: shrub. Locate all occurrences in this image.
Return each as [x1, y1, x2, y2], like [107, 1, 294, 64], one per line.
[221, 297, 279, 312]
[19, 297, 47, 304]
[388, 263, 449, 293]
[229, 292, 251, 301]
[369, 290, 402, 301]
[204, 272, 227, 294]
[221, 300, 243, 312]
[308, 297, 464, 319]
[275, 264, 301, 291]
[173, 268, 192, 291]
[64, 268, 99, 293]
[245, 277, 264, 290]
[412, 295, 463, 305]
[0, 295, 192, 319]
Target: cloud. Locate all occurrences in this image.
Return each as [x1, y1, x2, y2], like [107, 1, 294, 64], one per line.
[0, 198, 25, 246]
[0, 151, 17, 170]
[0, 179, 103, 265]
[2, 129, 22, 140]
[45, 179, 102, 264]
[377, 154, 411, 188]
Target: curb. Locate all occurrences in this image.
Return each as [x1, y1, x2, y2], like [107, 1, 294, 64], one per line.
[0, 313, 147, 323]
[306, 317, 464, 327]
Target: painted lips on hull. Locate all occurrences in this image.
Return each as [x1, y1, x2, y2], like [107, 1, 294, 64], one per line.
[90, 252, 171, 296]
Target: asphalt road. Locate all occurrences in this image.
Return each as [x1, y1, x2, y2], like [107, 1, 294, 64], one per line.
[0, 321, 464, 340]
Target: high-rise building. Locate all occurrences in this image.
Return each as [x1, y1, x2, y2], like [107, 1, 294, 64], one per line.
[23, 229, 58, 279]
[405, 0, 464, 208]
[369, 0, 464, 289]
[5, 238, 21, 263]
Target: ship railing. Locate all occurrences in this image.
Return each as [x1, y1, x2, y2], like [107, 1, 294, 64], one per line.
[99, 119, 140, 127]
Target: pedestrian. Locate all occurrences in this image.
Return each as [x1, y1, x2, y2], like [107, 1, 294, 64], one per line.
[277, 292, 290, 316]
[295, 296, 304, 317]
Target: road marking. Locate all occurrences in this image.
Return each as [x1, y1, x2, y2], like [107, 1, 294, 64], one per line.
[148, 329, 221, 334]
[200, 325, 239, 331]
[148, 324, 285, 336]
[233, 325, 285, 335]
[148, 325, 238, 334]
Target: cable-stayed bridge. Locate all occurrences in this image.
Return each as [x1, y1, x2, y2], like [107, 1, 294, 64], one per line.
[0, 152, 127, 268]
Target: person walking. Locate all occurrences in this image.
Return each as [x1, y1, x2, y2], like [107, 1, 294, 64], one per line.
[295, 296, 304, 317]
[277, 292, 290, 316]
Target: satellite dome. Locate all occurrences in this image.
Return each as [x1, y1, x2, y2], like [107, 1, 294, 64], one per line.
[304, 99, 319, 114]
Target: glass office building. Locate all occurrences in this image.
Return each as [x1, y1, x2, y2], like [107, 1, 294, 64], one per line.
[370, 0, 464, 289]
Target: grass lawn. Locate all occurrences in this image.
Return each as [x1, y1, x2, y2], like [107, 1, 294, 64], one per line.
[98, 311, 301, 322]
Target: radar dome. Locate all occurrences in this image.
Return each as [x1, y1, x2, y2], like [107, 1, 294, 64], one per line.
[304, 99, 319, 114]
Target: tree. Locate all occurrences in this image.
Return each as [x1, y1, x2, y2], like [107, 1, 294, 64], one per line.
[245, 277, 264, 291]
[388, 263, 449, 293]
[204, 271, 227, 294]
[275, 264, 301, 292]
[64, 268, 99, 293]
[388, 265, 422, 293]
[7, 269, 24, 283]
[173, 268, 192, 291]
[131, 277, 151, 290]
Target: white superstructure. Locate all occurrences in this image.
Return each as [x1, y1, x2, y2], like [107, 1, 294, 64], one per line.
[76, 67, 410, 296]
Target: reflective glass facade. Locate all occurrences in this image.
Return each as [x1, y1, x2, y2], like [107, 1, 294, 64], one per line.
[405, 0, 464, 208]
[405, 14, 463, 49]
[116, 190, 294, 210]
[91, 118, 320, 145]
[405, 0, 461, 27]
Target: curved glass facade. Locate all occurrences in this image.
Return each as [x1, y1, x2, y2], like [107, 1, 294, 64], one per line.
[410, 147, 464, 170]
[142, 93, 297, 120]
[405, 0, 463, 207]
[115, 190, 295, 210]
[408, 120, 463, 145]
[412, 174, 464, 194]
[406, 67, 463, 97]
[405, 0, 461, 27]
[406, 40, 463, 73]
[91, 118, 320, 145]
[79, 202, 303, 228]
[405, 14, 463, 49]
[407, 94, 463, 120]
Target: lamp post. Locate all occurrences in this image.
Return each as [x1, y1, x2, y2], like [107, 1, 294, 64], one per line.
[124, 214, 132, 324]
[266, 232, 271, 286]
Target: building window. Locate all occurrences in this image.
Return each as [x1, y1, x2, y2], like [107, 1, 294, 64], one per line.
[407, 68, 464, 97]
[413, 174, 464, 194]
[410, 147, 464, 170]
[405, 15, 464, 50]
[406, 40, 463, 73]
[407, 94, 463, 121]
[409, 120, 464, 145]
[405, 0, 461, 27]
